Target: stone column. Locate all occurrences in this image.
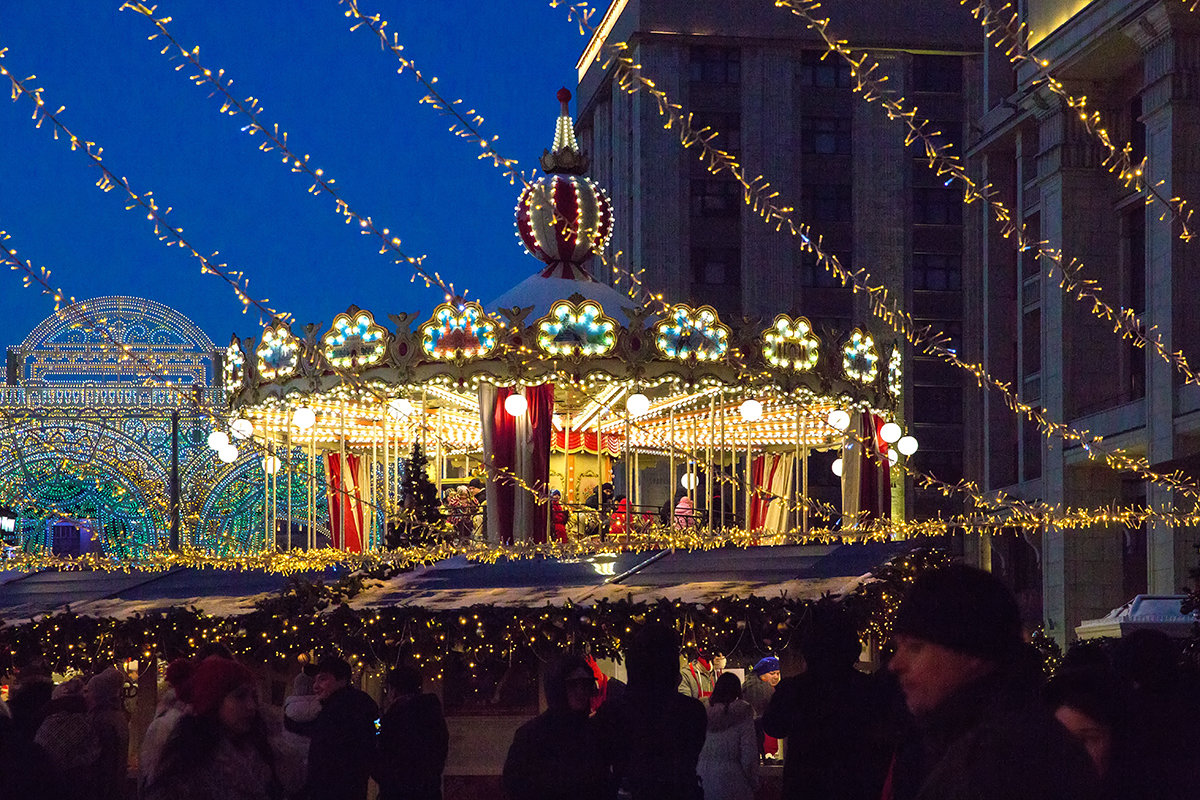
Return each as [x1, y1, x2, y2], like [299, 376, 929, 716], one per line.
[1124, 3, 1200, 596]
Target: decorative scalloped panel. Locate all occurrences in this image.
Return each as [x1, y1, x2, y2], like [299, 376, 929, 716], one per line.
[256, 322, 299, 380]
[323, 310, 387, 370]
[654, 305, 729, 362]
[420, 302, 498, 360]
[762, 315, 820, 371]
[536, 300, 616, 357]
[842, 328, 879, 383]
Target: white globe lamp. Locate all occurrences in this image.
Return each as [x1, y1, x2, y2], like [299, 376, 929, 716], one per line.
[680, 472, 699, 490]
[207, 430, 229, 450]
[626, 392, 651, 417]
[827, 409, 851, 432]
[292, 407, 316, 431]
[388, 397, 414, 417]
[230, 417, 255, 440]
[879, 421, 902, 444]
[897, 435, 919, 456]
[262, 455, 281, 475]
[887, 449, 899, 466]
[218, 444, 238, 463]
[504, 393, 528, 417]
[739, 399, 764, 422]
[831, 457, 844, 477]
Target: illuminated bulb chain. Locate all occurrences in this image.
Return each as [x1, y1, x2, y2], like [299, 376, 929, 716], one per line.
[554, 2, 1200, 503]
[773, 0, 1200, 391]
[120, 4, 469, 300]
[0, 46, 288, 322]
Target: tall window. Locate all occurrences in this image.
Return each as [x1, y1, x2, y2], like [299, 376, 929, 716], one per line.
[803, 184, 852, 224]
[912, 54, 962, 93]
[690, 180, 739, 218]
[913, 253, 962, 291]
[913, 187, 963, 225]
[798, 49, 852, 88]
[690, 46, 740, 84]
[692, 246, 741, 287]
[801, 115, 852, 155]
[801, 251, 850, 289]
[690, 111, 741, 156]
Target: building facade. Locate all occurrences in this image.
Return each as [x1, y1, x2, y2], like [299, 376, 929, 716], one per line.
[574, 0, 980, 517]
[967, 0, 1200, 642]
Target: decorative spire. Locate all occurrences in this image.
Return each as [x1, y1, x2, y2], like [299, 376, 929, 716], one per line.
[539, 87, 589, 175]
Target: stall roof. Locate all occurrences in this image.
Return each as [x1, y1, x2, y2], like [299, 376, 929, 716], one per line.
[0, 541, 910, 620]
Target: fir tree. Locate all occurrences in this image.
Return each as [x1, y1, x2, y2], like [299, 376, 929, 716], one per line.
[387, 442, 443, 548]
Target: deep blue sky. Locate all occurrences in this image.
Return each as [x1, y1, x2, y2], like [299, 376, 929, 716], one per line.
[0, 1, 587, 349]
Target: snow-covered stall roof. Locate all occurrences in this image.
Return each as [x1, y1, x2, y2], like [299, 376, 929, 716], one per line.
[1075, 594, 1196, 640]
[0, 542, 911, 620]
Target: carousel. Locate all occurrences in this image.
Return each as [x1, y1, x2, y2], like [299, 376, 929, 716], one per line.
[222, 90, 918, 551]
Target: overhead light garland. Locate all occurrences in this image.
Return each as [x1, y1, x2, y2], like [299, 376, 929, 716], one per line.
[0, 46, 288, 322]
[556, 0, 1200, 503]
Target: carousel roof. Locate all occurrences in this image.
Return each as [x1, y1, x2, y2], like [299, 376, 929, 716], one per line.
[488, 270, 637, 324]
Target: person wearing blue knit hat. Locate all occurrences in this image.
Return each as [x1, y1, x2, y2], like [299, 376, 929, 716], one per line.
[743, 656, 781, 761]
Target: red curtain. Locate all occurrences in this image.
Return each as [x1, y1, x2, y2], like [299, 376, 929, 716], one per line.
[526, 384, 554, 544]
[490, 387, 518, 544]
[552, 430, 621, 455]
[324, 453, 365, 552]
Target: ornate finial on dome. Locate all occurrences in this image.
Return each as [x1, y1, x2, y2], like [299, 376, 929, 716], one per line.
[540, 87, 589, 175]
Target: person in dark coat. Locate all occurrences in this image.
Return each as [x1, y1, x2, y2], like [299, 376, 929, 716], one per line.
[0, 713, 66, 800]
[741, 656, 779, 759]
[298, 656, 380, 800]
[763, 604, 895, 800]
[502, 655, 610, 800]
[884, 564, 1099, 800]
[375, 665, 449, 800]
[595, 624, 707, 800]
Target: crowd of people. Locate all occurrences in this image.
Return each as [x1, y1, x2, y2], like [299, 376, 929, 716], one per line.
[0, 649, 448, 800]
[3, 563, 1199, 799]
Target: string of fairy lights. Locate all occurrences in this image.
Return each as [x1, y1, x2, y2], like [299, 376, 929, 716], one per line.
[556, 0, 1200, 505]
[775, 0, 1200, 393]
[1, 1, 1198, 577]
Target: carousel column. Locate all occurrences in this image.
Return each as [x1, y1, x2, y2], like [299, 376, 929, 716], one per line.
[707, 395, 715, 530]
[794, 402, 802, 535]
[309, 424, 316, 549]
[720, 397, 727, 529]
[623, 402, 631, 544]
[382, 404, 389, 549]
[745, 417, 753, 531]
[669, 407, 676, 526]
[371, 425, 378, 551]
[286, 418, 293, 551]
[340, 403, 347, 551]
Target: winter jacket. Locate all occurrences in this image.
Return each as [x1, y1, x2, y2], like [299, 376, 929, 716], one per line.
[887, 673, 1099, 800]
[762, 668, 896, 800]
[696, 700, 758, 800]
[673, 496, 698, 529]
[596, 688, 706, 800]
[0, 714, 66, 799]
[89, 705, 130, 800]
[33, 695, 102, 800]
[283, 693, 322, 726]
[678, 660, 716, 700]
[298, 685, 379, 800]
[375, 693, 449, 800]
[502, 707, 611, 800]
[740, 675, 773, 719]
[143, 734, 280, 800]
[551, 500, 568, 542]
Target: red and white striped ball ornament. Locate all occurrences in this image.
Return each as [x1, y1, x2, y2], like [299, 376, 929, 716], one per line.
[514, 88, 614, 278]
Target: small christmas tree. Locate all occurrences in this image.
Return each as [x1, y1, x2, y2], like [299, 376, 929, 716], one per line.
[387, 442, 443, 548]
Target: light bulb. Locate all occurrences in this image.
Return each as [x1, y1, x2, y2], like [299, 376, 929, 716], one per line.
[887, 449, 899, 466]
[897, 435, 919, 456]
[626, 393, 651, 417]
[827, 409, 851, 431]
[262, 455, 281, 475]
[388, 398, 414, 417]
[880, 421, 902, 444]
[831, 457, 844, 477]
[739, 399, 763, 422]
[218, 444, 238, 463]
[680, 472, 699, 490]
[504, 393, 528, 417]
[230, 418, 254, 440]
[292, 407, 316, 431]
[207, 430, 229, 450]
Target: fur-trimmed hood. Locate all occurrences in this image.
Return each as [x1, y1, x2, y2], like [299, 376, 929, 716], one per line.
[706, 698, 754, 732]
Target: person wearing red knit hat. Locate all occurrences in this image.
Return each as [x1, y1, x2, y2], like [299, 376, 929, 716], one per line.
[142, 655, 305, 800]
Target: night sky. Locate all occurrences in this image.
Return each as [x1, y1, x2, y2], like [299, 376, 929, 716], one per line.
[0, 1, 586, 351]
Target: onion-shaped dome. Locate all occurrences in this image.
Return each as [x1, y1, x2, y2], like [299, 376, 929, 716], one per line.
[515, 88, 614, 279]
